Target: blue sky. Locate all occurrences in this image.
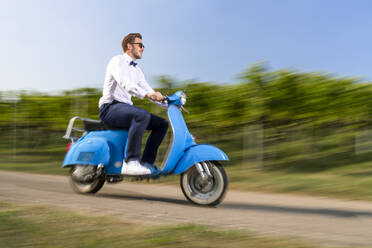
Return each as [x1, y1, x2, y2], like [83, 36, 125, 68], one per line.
[1, 0, 372, 92]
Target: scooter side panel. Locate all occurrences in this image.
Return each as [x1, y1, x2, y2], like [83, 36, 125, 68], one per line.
[62, 137, 110, 167]
[84, 130, 128, 174]
[173, 144, 229, 174]
[62, 130, 128, 174]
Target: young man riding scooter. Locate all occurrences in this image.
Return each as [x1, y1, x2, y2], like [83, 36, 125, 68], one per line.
[98, 33, 168, 176]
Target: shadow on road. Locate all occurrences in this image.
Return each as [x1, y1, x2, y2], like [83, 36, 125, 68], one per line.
[96, 192, 193, 206]
[221, 202, 372, 218]
[95, 191, 372, 218]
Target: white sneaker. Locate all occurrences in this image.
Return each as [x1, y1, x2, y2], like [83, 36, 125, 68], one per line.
[121, 160, 151, 175]
[142, 162, 160, 173]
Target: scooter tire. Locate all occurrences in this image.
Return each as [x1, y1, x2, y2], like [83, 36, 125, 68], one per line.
[69, 165, 105, 194]
[180, 161, 228, 206]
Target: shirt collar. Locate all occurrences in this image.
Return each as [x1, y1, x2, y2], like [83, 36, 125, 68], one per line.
[123, 53, 137, 65]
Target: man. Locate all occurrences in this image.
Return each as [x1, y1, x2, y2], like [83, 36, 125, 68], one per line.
[98, 33, 168, 176]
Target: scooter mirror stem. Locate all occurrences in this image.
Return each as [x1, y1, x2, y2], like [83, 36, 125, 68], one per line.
[181, 106, 189, 114]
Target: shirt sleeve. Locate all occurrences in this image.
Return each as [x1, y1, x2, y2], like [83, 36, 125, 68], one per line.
[110, 56, 149, 99]
[138, 67, 155, 94]
[137, 69, 167, 108]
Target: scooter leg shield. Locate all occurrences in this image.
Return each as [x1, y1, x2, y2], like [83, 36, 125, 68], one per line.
[173, 144, 229, 174]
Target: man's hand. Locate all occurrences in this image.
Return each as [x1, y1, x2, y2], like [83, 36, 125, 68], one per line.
[146, 92, 164, 102]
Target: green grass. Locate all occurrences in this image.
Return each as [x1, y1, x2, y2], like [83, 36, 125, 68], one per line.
[0, 146, 67, 175]
[226, 159, 372, 201]
[0, 201, 348, 248]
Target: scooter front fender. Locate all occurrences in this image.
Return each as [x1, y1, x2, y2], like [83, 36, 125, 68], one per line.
[62, 137, 110, 167]
[173, 144, 229, 174]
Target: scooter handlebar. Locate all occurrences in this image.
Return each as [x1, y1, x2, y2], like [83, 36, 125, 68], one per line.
[162, 96, 169, 105]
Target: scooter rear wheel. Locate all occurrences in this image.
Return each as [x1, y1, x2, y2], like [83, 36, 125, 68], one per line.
[180, 161, 227, 206]
[69, 165, 105, 194]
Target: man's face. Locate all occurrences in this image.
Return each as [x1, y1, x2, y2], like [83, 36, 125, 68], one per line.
[128, 37, 144, 60]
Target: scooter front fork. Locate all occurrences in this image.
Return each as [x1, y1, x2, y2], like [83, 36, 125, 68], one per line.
[195, 162, 212, 183]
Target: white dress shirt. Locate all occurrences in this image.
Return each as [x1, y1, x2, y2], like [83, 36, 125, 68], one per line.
[98, 53, 154, 107]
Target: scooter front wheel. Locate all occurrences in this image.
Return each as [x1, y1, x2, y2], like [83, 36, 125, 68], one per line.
[180, 161, 228, 206]
[69, 165, 105, 194]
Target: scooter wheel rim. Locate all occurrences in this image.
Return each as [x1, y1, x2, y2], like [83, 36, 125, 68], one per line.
[182, 161, 226, 205]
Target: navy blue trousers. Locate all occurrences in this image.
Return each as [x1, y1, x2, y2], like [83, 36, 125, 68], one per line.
[99, 101, 168, 164]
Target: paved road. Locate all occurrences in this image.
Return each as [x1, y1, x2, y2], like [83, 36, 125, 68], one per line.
[0, 170, 372, 246]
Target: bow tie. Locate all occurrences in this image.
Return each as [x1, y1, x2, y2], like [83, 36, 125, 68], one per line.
[129, 61, 137, 67]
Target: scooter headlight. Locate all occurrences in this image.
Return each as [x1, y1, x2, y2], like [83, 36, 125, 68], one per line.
[180, 92, 187, 105]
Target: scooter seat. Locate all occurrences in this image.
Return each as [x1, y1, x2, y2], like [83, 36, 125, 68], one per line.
[82, 119, 125, 131]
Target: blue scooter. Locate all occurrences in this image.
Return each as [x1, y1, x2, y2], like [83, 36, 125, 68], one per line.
[62, 91, 229, 206]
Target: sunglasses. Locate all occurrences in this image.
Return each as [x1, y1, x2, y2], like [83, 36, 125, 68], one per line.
[131, 43, 145, 48]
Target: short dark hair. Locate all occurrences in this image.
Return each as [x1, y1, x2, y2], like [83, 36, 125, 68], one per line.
[122, 33, 142, 52]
